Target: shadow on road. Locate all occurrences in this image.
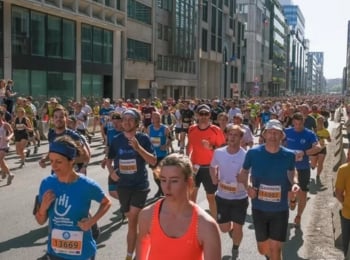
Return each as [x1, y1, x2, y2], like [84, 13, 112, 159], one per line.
[309, 177, 327, 195]
[283, 224, 308, 260]
[0, 226, 47, 253]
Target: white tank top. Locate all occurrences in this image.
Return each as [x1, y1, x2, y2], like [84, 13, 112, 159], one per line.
[0, 124, 9, 149]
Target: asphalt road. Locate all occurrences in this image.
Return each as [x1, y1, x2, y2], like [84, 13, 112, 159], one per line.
[0, 120, 342, 260]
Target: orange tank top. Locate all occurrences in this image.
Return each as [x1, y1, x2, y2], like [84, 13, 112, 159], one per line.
[147, 199, 203, 260]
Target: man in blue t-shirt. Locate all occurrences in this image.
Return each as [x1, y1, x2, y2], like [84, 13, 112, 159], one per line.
[284, 112, 321, 227]
[106, 109, 156, 260]
[238, 119, 299, 260]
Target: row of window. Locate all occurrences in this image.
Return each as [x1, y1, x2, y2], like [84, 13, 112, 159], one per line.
[127, 39, 152, 61]
[127, 0, 152, 25]
[11, 6, 114, 65]
[157, 23, 172, 42]
[157, 55, 196, 74]
[12, 6, 75, 59]
[157, 0, 172, 11]
[12, 69, 76, 102]
[174, 0, 196, 59]
[0, 2, 3, 78]
[12, 69, 105, 103]
[81, 25, 113, 64]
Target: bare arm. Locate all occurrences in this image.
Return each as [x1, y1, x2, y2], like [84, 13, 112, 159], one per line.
[78, 196, 111, 231]
[209, 166, 218, 185]
[305, 142, 322, 156]
[35, 190, 56, 225]
[136, 206, 153, 260]
[237, 168, 249, 188]
[198, 210, 221, 260]
[335, 188, 345, 204]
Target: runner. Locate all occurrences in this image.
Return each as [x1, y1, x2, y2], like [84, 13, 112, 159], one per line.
[146, 111, 171, 198]
[310, 116, 331, 178]
[106, 109, 156, 260]
[0, 110, 14, 185]
[34, 135, 111, 260]
[187, 104, 226, 218]
[136, 153, 221, 260]
[13, 107, 32, 168]
[237, 119, 299, 260]
[284, 112, 321, 227]
[335, 149, 350, 258]
[179, 101, 195, 154]
[210, 124, 248, 259]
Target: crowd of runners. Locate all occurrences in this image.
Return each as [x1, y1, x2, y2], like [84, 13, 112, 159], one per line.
[1, 78, 349, 259]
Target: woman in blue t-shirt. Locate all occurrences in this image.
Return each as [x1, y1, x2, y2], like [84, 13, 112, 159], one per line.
[34, 136, 111, 260]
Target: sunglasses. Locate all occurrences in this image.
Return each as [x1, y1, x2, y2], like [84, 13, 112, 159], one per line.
[199, 112, 210, 116]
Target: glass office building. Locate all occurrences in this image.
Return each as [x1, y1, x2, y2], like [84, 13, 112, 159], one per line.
[0, 2, 3, 80]
[1, 0, 125, 104]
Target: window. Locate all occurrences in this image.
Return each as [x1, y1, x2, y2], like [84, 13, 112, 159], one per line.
[13, 69, 30, 95]
[164, 25, 170, 41]
[211, 35, 216, 51]
[127, 38, 151, 61]
[202, 0, 208, 22]
[31, 70, 47, 96]
[157, 23, 163, 39]
[82, 74, 102, 98]
[93, 27, 103, 63]
[202, 29, 208, 52]
[31, 11, 45, 56]
[82, 25, 92, 62]
[12, 7, 30, 55]
[157, 55, 162, 70]
[62, 19, 75, 59]
[103, 30, 113, 64]
[0, 2, 2, 50]
[47, 15, 61, 58]
[128, 0, 152, 25]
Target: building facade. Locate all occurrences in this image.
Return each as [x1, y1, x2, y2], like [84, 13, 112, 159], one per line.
[1, 0, 126, 104]
[281, 2, 307, 94]
[237, 0, 272, 97]
[152, 0, 198, 100]
[268, 0, 287, 97]
[306, 51, 325, 94]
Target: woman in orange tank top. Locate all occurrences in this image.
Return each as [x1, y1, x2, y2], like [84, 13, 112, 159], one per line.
[136, 153, 221, 260]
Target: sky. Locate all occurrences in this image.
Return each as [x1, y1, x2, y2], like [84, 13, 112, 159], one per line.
[292, 0, 350, 79]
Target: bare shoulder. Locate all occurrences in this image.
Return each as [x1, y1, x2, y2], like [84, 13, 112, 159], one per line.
[139, 201, 157, 223]
[195, 205, 220, 239]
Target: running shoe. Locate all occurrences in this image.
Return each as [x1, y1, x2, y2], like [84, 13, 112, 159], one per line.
[7, 174, 14, 185]
[231, 246, 239, 259]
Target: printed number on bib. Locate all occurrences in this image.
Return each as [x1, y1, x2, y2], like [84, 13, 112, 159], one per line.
[219, 181, 237, 193]
[51, 229, 83, 256]
[119, 159, 137, 174]
[151, 137, 161, 147]
[182, 123, 189, 129]
[258, 184, 281, 202]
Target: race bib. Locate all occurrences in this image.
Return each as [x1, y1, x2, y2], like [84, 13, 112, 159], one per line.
[119, 159, 137, 174]
[258, 184, 281, 202]
[150, 137, 161, 147]
[51, 229, 83, 256]
[219, 181, 237, 193]
[145, 113, 151, 119]
[182, 123, 189, 129]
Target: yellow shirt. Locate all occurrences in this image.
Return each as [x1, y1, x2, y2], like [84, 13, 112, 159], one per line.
[335, 163, 350, 219]
[316, 128, 330, 146]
